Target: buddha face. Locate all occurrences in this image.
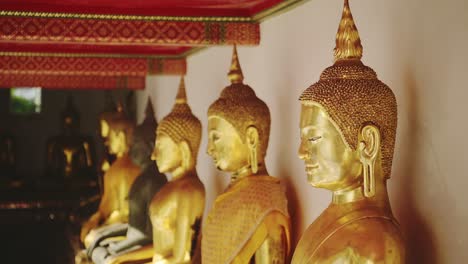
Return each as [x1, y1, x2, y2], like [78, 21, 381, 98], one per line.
[108, 129, 126, 155]
[62, 114, 79, 133]
[298, 104, 362, 191]
[152, 132, 181, 173]
[100, 120, 110, 139]
[207, 116, 249, 172]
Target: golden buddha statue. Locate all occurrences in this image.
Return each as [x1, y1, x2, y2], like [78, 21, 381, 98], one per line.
[291, 1, 405, 263]
[86, 98, 168, 264]
[202, 46, 291, 264]
[98, 99, 120, 176]
[80, 107, 141, 245]
[101, 77, 206, 264]
[45, 96, 96, 183]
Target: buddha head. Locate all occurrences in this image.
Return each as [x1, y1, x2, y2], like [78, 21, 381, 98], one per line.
[107, 105, 135, 157]
[298, 0, 397, 197]
[207, 46, 271, 176]
[99, 98, 119, 142]
[151, 77, 201, 178]
[130, 98, 157, 168]
[61, 96, 80, 135]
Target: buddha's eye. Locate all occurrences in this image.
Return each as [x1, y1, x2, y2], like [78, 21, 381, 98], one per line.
[308, 136, 322, 142]
[211, 132, 220, 142]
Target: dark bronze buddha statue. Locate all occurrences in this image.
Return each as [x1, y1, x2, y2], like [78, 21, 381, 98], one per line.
[0, 131, 15, 179]
[45, 96, 96, 183]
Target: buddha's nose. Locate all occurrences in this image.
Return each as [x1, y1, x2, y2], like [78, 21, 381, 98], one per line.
[298, 140, 310, 160]
[206, 140, 214, 156]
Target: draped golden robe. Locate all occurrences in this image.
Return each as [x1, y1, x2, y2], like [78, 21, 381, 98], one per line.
[202, 175, 290, 264]
[292, 200, 404, 263]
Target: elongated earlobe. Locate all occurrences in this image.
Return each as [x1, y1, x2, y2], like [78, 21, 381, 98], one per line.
[359, 125, 380, 198]
[180, 140, 192, 171]
[246, 126, 259, 174]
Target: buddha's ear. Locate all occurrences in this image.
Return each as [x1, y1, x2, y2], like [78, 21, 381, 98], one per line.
[358, 124, 381, 198]
[179, 140, 192, 170]
[359, 125, 380, 160]
[246, 126, 259, 173]
[246, 126, 259, 149]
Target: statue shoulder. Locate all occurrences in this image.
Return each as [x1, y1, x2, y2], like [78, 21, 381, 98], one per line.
[177, 176, 206, 200]
[317, 217, 405, 263]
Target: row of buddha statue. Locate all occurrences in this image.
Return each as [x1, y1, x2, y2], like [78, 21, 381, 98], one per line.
[0, 90, 136, 186]
[76, 1, 405, 263]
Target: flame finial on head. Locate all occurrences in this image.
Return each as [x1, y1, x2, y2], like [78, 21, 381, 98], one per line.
[117, 101, 124, 113]
[228, 45, 244, 84]
[175, 77, 187, 104]
[334, 0, 363, 62]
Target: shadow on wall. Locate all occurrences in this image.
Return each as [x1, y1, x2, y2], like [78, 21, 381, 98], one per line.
[281, 172, 301, 250]
[398, 70, 438, 263]
[274, 75, 302, 248]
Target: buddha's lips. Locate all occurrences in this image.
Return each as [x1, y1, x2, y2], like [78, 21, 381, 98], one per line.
[305, 164, 319, 173]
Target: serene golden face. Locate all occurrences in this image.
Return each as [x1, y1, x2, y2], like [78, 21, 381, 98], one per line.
[108, 129, 125, 155]
[100, 120, 110, 139]
[151, 132, 181, 174]
[298, 104, 362, 190]
[207, 116, 249, 172]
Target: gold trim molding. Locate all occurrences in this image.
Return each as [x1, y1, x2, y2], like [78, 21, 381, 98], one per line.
[0, 0, 309, 23]
[0, 10, 253, 22]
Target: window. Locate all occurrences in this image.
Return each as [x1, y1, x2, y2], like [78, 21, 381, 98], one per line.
[10, 87, 42, 114]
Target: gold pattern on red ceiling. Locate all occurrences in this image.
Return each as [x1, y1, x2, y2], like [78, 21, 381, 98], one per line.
[0, 56, 148, 77]
[0, 74, 145, 90]
[0, 16, 260, 45]
[0, 55, 187, 77]
[0, 0, 307, 89]
[0, 55, 186, 89]
[0, 55, 186, 75]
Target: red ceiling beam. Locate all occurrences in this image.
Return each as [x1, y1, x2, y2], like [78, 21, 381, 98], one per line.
[0, 55, 186, 89]
[0, 15, 260, 47]
[148, 58, 187, 75]
[0, 55, 186, 76]
[0, 74, 146, 90]
[0, 0, 284, 18]
[0, 55, 148, 77]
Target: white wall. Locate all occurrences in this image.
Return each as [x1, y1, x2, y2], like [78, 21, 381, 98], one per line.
[137, 0, 468, 262]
